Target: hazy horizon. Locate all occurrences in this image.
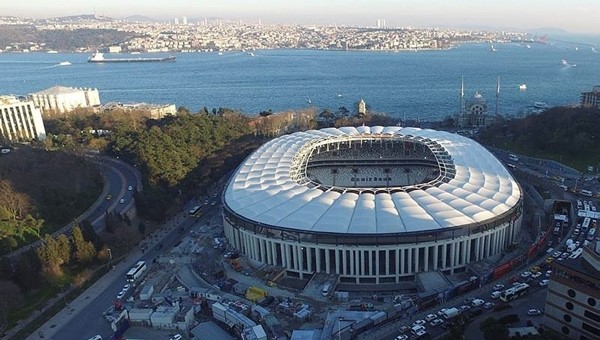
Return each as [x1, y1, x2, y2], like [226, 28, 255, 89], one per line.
[2, 0, 600, 35]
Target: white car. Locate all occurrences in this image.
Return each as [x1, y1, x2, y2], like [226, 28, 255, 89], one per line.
[430, 319, 444, 327]
[437, 308, 447, 317]
[122, 284, 131, 292]
[169, 335, 182, 340]
[425, 313, 437, 322]
[127, 185, 133, 191]
[493, 283, 504, 291]
[539, 279, 550, 287]
[119, 198, 125, 204]
[116, 291, 125, 300]
[521, 271, 532, 278]
[531, 271, 542, 279]
[527, 309, 542, 316]
[412, 319, 426, 327]
[545, 270, 552, 277]
[395, 335, 409, 340]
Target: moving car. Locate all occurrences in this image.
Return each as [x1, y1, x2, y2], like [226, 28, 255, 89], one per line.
[119, 198, 125, 204]
[128, 185, 133, 191]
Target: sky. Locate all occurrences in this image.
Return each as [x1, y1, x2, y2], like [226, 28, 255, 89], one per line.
[2, 0, 600, 34]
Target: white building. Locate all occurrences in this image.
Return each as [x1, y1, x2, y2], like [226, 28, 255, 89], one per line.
[29, 86, 101, 114]
[223, 126, 523, 288]
[0, 95, 46, 141]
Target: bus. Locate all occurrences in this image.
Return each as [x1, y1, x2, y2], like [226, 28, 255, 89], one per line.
[581, 190, 593, 197]
[582, 217, 591, 232]
[500, 283, 529, 302]
[126, 261, 147, 282]
[188, 205, 201, 217]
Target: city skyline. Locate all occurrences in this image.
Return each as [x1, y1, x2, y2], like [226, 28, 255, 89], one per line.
[2, 0, 600, 34]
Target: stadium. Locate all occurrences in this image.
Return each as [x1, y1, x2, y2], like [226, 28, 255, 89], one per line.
[222, 126, 523, 287]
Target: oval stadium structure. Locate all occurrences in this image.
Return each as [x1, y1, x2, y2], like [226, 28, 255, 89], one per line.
[223, 126, 523, 287]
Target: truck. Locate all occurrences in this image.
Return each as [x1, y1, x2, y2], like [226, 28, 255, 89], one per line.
[442, 307, 460, 319]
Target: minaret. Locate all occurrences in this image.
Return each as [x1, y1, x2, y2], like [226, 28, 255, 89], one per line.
[495, 76, 500, 115]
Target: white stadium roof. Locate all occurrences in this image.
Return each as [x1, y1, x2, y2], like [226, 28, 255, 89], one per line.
[224, 126, 521, 235]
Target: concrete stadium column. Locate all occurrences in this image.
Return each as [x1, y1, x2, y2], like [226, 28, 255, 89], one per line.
[485, 234, 491, 258]
[335, 249, 340, 274]
[395, 249, 400, 279]
[271, 242, 278, 266]
[442, 243, 447, 269]
[253, 238, 259, 260]
[307, 247, 313, 273]
[361, 251, 366, 277]
[423, 246, 429, 272]
[297, 246, 304, 275]
[407, 248, 412, 274]
[386, 249, 391, 275]
[400, 249, 405, 275]
[259, 239, 265, 262]
[355, 250, 361, 277]
[350, 249, 355, 276]
[414, 247, 420, 272]
[479, 236, 485, 260]
[462, 240, 468, 265]
[284, 244, 291, 269]
[268, 240, 274, 264]
[316, 248, 322, 272]
[342, 250, 348, 275]
[368, 251, 373, 276]
[375, 250, 380, 280]
[465, 239, 471, 264]
[433, 245, 439, 270]
[326, 248, 331, 274]
[449, 243, 455, 269]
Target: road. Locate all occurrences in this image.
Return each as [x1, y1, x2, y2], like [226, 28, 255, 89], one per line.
[40, 186, 225, 340]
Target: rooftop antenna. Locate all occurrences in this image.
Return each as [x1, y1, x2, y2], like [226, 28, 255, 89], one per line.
[495, 75, 500, 115]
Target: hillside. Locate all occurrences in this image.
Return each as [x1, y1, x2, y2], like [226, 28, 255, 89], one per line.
[478, 106, 600, 170]
[0, 147, 102, 253]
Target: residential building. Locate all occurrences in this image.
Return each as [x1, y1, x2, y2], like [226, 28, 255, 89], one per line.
[0, 95, 46, 141]
[29, 86, 101, 114]
[544, 244, 600, 339]
[581, 85, 600, 109]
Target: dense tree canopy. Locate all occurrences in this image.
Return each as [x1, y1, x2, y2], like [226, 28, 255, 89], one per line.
[478, 106, 600, 170]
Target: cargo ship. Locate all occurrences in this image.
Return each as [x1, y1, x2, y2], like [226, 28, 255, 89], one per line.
[87, 52, 175, 63]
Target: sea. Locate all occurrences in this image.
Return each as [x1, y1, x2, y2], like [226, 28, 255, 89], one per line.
[1, 41, 600, 121]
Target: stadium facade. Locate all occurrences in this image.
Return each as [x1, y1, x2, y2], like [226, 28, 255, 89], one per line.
[223, 126, 523, 287]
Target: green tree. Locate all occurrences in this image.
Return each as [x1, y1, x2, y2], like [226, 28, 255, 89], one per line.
[56, 234, 71, 265]
[71, 226, 96, 265]
[37, 234, 64, 275]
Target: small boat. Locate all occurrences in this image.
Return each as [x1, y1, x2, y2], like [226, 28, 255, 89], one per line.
[130, 51, 141, 55]
[47, 50, 58, 54]
[490, 44, 496, 52]
[519, 84, 527, 91]
[526, 44, 531, 49]
[58, 61, 71, 66]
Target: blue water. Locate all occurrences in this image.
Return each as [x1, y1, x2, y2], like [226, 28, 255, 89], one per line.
[1, 42, 599, 120]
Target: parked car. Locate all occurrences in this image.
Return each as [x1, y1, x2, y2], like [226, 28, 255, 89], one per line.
[493, 283, 504, 291]
[545, 270, 552, 277]
[459, 305, 471, 312]
[425, 313, 437, 322]
[116, 291, 125, 300]
[430, 319, 444, 327]
[531, 272, 542, 279]
[395, 335, 408, 340]
[527, 309, 542, 316]
[521, 271, 532, 278]
[484, 302, 495, 309]
[539, 279, 550, 287]
[412, 319, 426, 327]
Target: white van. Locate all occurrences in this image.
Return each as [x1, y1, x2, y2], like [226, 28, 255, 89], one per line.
[322, 283, 330, 296]
[491, 291, 501, 299]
